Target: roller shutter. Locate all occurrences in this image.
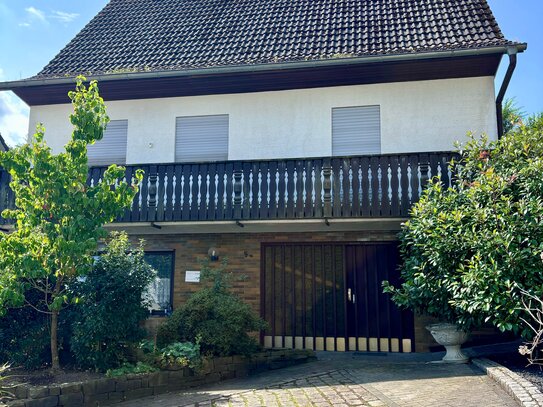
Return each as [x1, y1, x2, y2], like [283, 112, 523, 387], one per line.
[175, 115, 229, 162]
[332, 106, 381, 156]
[87, 119, 128, 166]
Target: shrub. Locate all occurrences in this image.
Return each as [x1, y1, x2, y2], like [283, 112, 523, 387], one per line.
[69, 232, 155, 371]
[0, 302, 50, 370]
[0, 289, 73, 370]
[384, 114, 543, 337]
[157, 260, 267, 356]
[158, 341, 201, 369]
[106, 362, 157, 378]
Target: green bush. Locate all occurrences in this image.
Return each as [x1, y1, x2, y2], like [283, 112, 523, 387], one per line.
[158, 341, 201, 369]
[384, 114, 543, 337]
[106, 362, 157, 378]
[157, 260, 267, 356]
[0, 308, 48, 370]
[0, 289, 74, 369]
[70, 232, 155, 371]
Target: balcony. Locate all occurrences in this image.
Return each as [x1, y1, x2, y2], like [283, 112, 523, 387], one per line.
[0, 152, 457, 226]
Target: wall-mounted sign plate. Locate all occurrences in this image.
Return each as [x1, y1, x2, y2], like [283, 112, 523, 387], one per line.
[185, 270, 201, 283]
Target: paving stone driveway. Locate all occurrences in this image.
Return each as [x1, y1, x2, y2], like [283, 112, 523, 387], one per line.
[119, 352, 517, 407]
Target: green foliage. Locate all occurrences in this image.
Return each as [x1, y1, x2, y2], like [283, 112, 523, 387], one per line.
[157, 260, 267, 356]
[0, 292, 76, 370]
[0, 363, 13, 404]
[0, 77, 143, 369]
[0, 289, 50, 369]
[105, 362, 158, 378]
[69, 232, 155, 371]
[502, 98, 525, 135]
[158, 341, 201, 369]
[138, 339, 156, 355]
[155, 312, 182, 348]
[384, 115, 543, 337]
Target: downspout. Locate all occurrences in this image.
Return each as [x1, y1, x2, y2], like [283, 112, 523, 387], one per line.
[496, 46, 519, 138]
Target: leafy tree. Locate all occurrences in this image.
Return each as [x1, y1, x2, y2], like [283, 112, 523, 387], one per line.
[69, 232, 155, 371]
[0, 77, 143, 371]
[384, 114, 543, 337]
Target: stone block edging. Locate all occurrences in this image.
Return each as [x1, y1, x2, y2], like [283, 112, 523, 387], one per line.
[472, 357, 543, 407]
[7, 349, 316, 407]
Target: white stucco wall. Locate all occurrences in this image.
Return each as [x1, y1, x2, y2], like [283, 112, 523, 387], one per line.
[28, 76, 497, 164]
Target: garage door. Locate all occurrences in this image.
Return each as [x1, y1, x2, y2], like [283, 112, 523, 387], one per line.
[261, 243, 414, 352]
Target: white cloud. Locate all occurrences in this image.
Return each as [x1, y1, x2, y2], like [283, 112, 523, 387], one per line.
[19, 7, 79, 27]
[24, 6, 46, 22]
[0, 69, 29, 147]
[0, 92, 29, 147]
[51, 10, 79, 23]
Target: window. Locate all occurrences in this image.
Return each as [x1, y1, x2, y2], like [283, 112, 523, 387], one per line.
[87, 119, 128, 166]
[332, 106, 381, 156]
[144, 252, 174, 315]
[175, 114, 229, 162]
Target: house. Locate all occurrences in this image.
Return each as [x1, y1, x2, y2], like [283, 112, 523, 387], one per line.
[0, 0, 525, 353]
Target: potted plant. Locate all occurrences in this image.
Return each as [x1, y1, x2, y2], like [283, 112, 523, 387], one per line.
[425, 323, 469, 363]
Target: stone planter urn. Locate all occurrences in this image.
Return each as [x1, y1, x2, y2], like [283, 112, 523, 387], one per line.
[426, 323, 469, 363]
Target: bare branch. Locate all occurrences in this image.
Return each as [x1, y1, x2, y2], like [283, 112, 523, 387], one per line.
[23, 299, 52, 315]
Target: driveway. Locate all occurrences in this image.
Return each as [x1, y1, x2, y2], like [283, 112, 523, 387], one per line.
[119, 352, 516, 406]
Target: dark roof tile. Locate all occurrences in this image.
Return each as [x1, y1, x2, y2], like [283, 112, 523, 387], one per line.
[37, 0, 513, 79]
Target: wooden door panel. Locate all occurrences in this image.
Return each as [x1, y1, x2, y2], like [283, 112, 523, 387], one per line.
[261, 242, 414, 352]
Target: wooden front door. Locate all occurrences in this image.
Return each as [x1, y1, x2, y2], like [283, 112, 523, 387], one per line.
[345, 243, 414, 352]
[261, 242, 414, 352]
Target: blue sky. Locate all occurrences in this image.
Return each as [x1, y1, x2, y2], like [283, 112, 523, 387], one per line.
[0, 0, 541, 147]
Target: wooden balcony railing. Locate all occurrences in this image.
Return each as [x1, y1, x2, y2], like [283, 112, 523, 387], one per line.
[0, 152, 458, 225]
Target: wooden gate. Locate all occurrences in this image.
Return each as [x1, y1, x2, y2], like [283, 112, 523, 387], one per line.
[261, 242, 414, 352]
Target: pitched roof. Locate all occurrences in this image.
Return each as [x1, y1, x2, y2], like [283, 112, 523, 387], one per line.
[38, 0, 514, 79]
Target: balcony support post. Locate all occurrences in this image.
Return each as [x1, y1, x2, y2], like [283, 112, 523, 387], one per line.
[323, 158, 332, 219]
[419, 154, 430, 187]
[148, 165, 158, 222]
[233, 163, 243, 220]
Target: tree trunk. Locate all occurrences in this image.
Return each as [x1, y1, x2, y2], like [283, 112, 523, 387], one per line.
[50, 309, 60, 371]
[50, 278, 62, 372]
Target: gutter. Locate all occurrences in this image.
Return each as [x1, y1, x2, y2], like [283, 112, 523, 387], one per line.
[496, 46, 520, 138]
[0, 43, 527, 90]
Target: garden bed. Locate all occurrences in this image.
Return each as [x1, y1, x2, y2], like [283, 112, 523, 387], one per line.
[489, 352, 543, 393]
[5, 349, 316, 407]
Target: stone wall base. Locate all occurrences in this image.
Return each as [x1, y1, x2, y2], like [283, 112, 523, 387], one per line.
[8, 349, 316, 407]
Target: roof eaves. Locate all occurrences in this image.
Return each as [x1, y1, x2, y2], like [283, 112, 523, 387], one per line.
[0, 43, 527, 91]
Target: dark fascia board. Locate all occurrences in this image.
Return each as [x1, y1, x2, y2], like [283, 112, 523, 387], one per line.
[1, 44, 526, 106]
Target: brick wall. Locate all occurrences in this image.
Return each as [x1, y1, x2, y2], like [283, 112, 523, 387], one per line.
[133, 230, 398, 314]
